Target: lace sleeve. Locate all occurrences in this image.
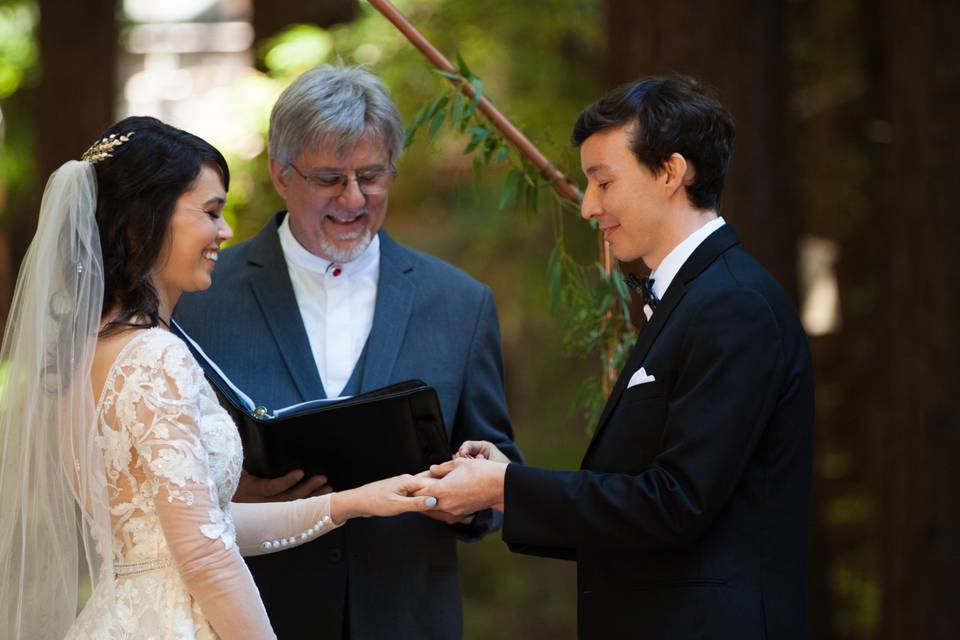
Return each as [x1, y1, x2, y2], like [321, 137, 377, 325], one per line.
[116, 334, 275, 639]
[231, 493, 342, 557]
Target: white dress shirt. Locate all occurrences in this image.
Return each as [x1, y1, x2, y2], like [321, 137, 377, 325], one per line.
[644, 216, 726, 320]
[278, 215, 379, 398]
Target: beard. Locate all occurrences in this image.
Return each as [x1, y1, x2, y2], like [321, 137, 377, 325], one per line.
[317, 222, 374, 263]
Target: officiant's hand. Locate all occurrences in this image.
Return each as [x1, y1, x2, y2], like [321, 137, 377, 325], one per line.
[455, 440, 511, 464]
[233, 469, 333, 503]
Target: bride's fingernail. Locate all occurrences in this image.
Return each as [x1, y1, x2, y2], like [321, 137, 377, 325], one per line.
[425, 497, 438, 508]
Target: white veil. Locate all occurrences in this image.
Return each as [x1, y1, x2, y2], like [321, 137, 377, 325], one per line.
[0, 160, 112, 637]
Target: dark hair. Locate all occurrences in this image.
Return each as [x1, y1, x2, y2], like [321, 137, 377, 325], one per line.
[90, 115, 230, 336]
[571, 75, 735, 211]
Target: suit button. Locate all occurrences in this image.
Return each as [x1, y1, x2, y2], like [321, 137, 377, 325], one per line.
[328, 549, 343, 563]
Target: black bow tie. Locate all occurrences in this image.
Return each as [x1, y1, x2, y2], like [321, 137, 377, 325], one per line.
[625, 274, 659, 309]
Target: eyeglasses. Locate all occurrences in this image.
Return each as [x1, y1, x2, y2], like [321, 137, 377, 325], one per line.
[287, 162, 396, 197]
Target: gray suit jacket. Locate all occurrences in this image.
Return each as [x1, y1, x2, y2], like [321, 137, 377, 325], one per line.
[175, 213, 522, 639]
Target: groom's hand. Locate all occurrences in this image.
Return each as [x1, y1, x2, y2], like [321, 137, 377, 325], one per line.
[412, 469, 475, 524]
[416, 458, 508, 517]
[233, 469, 333, 503]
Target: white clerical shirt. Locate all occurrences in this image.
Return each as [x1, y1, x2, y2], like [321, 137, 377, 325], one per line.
[644, 216, 727, 321]
[278, 215, 379, 398]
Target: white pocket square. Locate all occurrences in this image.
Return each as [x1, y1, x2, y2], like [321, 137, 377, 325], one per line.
[627, 367, 656, 388]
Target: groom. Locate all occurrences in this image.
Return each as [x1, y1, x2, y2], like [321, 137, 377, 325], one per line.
[423, 75, 814, 640]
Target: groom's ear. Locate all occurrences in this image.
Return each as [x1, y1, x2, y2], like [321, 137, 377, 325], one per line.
[662, 152, 691, 199]
[268, 158, 290, 199]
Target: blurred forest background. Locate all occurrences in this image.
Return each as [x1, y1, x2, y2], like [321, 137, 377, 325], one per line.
[0, 0, 957, 638]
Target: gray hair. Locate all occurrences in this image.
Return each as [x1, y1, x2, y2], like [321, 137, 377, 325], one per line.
[268, 65, 404, 166]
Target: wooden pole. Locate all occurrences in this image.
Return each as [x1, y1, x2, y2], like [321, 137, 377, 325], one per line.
[367, 0, 617, 394]
[368, 0, 582, 204]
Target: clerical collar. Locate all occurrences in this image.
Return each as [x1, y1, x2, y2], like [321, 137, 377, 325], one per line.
[278, 213, 380, 277]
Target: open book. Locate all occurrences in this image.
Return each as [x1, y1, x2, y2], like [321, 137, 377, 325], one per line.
[172, 320, 452, 488]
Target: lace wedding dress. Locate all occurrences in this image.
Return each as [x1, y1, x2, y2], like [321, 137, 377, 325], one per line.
[66, 328, 339, 639]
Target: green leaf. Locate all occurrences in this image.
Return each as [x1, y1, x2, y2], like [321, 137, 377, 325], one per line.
[483, 139, 498, 164]
[546, 245, 557, 275]
[424, 95, 449, 120]
[413, 104, 430, 127]
[455, 50, 474, 80]
[463, 77, 484, 119]
[403, 103, 431, 148]
[464, 128, 492, 155]
[451, 92, 465, 130]
[403, 121, 420, 148]
[514, 175, 528, 211]
[495, 147, 509, 164]
[498, 170, 522, 210]
[428, 108, 447, 142]
[403, 125, 417, 149]
[599, 291, 612, 312]
[434, 69, 463, 81]
[547, 249, 562, 311]
[525, 180, 539, 214]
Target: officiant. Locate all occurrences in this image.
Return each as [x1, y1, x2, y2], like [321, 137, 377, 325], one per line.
[175, 64, 522, 640]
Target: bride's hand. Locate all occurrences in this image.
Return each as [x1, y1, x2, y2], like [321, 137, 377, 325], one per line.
[330, 474, 438, 522]
[454, 440, 510, 464]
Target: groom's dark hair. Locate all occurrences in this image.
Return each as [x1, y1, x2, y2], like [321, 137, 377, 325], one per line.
[572, 74, 735, 211]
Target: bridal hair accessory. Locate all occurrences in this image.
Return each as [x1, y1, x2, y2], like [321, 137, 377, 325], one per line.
[80, 131, 136, 163]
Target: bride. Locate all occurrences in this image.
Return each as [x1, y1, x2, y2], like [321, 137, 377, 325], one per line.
[0, 116, 438, 639]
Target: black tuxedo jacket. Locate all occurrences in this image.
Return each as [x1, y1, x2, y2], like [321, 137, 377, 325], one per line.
[503, 225, 813, 639]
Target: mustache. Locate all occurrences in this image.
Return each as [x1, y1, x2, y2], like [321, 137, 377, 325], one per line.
[324, 208, 368, 222]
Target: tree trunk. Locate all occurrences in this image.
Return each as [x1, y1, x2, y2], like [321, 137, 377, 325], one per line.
[2, 0, 116, 338]
[789, 0, 890, 635]
[876, 0, 960, 637]
[14, 0, 117, 260]
[35, 0, 117, 191]
[604, 0, 798, 302]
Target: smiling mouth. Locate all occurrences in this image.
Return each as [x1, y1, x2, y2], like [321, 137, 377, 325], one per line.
[326, 213, 364, 226]
[201, 249, 219, 263]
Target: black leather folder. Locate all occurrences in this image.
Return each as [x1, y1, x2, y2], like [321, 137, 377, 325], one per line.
[172, 321, 451, 489]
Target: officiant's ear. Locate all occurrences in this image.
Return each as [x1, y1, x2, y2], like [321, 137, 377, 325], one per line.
[268, 158, 290, 198]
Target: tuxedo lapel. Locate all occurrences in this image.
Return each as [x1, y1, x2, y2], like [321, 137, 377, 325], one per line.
[247, 214, 326, 401]
[582, 279, 688, 464]
[360, 231, 415, 392]
[673, 224, 741, 289]
[582, 225, 743, 464]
